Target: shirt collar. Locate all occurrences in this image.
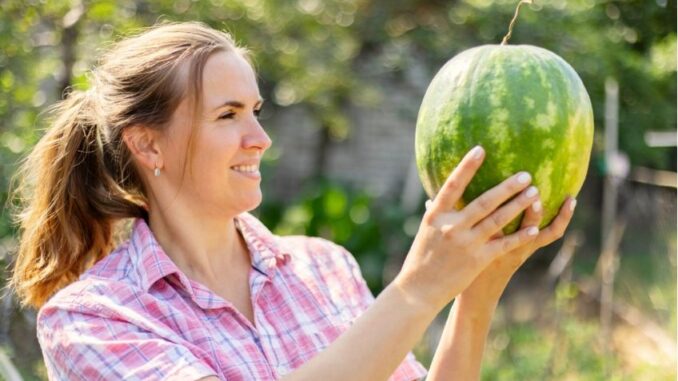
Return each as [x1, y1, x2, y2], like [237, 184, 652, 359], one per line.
[234, 212, 292, 275]
[128, 217, 186, 293]
[128, 212, 291, 293]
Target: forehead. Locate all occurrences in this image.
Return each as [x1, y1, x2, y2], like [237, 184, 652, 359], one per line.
[201, 50, 259, 109]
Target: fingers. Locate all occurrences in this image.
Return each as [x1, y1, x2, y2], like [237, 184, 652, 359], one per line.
[473, 186, 541, 239]
[532, 197, 577, 248]
[520, 193, 544, 229]
[510, 194, 545, 264]
[459, 171, 533, 227]
[481, 225, 540, 262]
[430, 146, 485, 212]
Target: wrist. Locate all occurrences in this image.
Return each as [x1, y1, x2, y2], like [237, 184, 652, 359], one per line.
[461, 266, 514, 302]
[386, 278, 444, 321]
[456, 278, 508, 315]
[454, 290, 501, 317]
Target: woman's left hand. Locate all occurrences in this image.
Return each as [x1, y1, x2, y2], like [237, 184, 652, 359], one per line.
[426, 193, 577, 299]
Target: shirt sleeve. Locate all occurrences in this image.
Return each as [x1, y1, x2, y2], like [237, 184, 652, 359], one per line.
[330, 242, 429, 381]
[37, 302, 218, 381]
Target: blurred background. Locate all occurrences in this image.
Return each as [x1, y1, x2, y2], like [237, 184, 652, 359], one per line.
[0, 0, 675, 380]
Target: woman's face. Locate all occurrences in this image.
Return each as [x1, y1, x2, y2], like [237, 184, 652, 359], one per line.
[160, 50, 272, 217]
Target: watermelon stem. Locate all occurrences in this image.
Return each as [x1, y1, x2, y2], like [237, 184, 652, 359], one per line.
[501, 0, 533, 45]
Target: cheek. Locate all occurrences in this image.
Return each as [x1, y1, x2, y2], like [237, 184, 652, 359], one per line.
[193, 132, 241, 173]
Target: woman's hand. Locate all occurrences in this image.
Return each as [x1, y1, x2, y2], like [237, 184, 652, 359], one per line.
[393, 146, 541, 313]
[458, 193, 578, 300]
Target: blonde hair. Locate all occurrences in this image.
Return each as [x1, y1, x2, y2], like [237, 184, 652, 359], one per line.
[7, 21, 250, 309]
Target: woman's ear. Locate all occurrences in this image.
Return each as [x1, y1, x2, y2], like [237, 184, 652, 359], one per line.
[122, 125, 164, 171]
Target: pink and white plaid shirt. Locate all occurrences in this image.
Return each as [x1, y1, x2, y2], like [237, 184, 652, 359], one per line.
[37, 212, 427, 380]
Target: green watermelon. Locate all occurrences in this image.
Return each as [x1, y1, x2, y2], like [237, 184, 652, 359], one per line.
[415, 44, 594, 233]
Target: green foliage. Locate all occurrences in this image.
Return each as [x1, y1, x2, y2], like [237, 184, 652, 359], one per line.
[256, 179, 415, 292]
[2, 0, 675, 173]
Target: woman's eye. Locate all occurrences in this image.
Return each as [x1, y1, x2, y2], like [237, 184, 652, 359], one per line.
[218, 112, 235, 120]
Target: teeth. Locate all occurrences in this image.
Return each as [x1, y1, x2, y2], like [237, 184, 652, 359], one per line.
[232, 165, 258, 173]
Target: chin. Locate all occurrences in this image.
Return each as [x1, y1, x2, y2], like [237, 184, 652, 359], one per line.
[240, 192, 263, 213]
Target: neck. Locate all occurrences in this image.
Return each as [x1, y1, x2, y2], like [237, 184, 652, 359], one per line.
[146, 201, 250, 285]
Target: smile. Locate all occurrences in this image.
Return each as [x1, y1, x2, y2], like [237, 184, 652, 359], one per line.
[231, 165, 258, 173]
[230, 164, 261, 180]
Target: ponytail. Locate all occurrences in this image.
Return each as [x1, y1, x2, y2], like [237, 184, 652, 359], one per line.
[7, 90, 147, 309]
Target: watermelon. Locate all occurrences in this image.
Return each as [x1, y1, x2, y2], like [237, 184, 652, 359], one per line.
[415, 44, 594, 233]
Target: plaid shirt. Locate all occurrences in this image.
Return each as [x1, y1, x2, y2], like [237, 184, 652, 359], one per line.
[37, 213, 427, 380]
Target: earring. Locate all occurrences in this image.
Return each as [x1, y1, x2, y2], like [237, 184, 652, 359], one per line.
[154, 165, 161, 177]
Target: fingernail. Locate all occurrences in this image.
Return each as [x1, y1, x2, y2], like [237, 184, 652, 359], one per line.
[425, 200, 432, 210]
[471, 145, 484, 159]
[527, 226, 539, 236]
[570, 199, 577, 212]
[532, 200, 542, 212]
[525, 186, 538, 198]
[517, 172, 531, 184]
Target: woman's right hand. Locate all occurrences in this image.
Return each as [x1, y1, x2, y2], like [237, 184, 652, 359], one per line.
[393, 146, 541, 313]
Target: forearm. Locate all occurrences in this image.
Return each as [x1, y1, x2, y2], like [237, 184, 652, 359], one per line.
[426, 285, 506, 381]
[282, 282, 439, 381]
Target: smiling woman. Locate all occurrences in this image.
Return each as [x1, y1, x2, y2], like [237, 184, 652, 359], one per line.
[7, 21, 575, 381]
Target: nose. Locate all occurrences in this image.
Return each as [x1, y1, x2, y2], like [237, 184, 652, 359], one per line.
[242, 117, 272, 153]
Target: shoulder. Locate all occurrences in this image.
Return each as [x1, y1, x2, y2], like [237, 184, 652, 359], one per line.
[237, 212, 362, 280]
[37, 275, 138, 337]
[41, 227, 158, 311]
[35, 276, 137, 379]
[278, 235, 374, 314]
[238, 212, 375, 315]
[37, 242, 147, 336]
[36, 277, 217, 381]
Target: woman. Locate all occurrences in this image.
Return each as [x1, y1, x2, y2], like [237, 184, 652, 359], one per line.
[8, 22, 575, 380]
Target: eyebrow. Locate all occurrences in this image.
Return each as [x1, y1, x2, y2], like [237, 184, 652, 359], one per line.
[213, 98, 264, 111]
